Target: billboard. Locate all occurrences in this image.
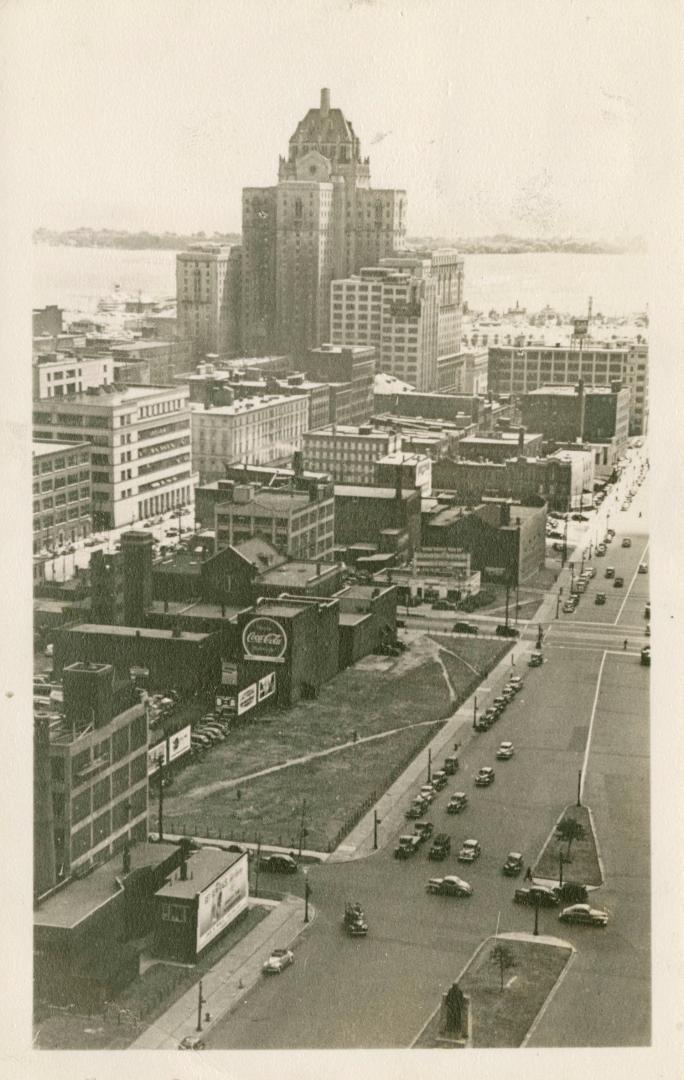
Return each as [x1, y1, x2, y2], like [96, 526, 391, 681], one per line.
[148, 740, 168, 775]
[573, 318, 589, 337]
[237, 682, 257, 716]
[258, 671, 276, 702]
[168, 725, 191, 762]
[196, 856, 249, 952]
[242, 616, 288, 662]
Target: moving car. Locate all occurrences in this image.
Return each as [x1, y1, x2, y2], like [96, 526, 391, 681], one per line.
[413, 821, 434, 842]
[259, 854, 298, 874]
[613, 576, 624, 588]
[528, 651, 543, 667]
[474, 767, 495, 787]
[514, 885, 559, 907]
[430, 770, 448, 790]
[452, 621, 478, 635]
[622, 537, 632, 548]
[458, 839, 481, 862]
[604, 567, 615, 579]
[427, 875, 473, 897]
[502, 852, 524, 876]
[638, 563, 648, 574]
[394, 834, 422, 859]
[343, 901, 368, 937]
[405, 797, 428, 819]
[262, 947, 294, 973]
[496, 741, 514, 760]
[596, 545, 606, 557]
[428, 833, 452, 860]
[443, 755, 459, 775]
[446, 792, 468, 814]
[179, 1036, 205, 1050]
[558, 904, 609, 927]
[595, 592, 606, 605]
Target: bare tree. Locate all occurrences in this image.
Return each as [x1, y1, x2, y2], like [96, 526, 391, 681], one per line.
[490, 943, 517, 992]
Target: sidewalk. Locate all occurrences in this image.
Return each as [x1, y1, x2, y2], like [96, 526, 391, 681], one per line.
[129, 893, 310, 1049]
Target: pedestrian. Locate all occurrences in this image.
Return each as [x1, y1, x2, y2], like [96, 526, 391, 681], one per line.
[524, 866, 533, 882]
[623, 639, 628, 651]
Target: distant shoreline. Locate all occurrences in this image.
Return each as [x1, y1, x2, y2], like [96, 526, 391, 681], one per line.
[32, 230, 644, 256]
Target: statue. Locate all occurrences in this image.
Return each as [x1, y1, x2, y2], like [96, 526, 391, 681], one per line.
[444, 982, 465, 1034]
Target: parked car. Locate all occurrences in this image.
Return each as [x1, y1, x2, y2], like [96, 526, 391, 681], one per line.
[405, 798, 428, 819]
[427, 875, 472, 897]
[596, 545, 607, 557]
[640, 645, 651, 667]
[428, 833, 452, 860]
[492, 696, 507, 713]
[394, 834, 422, 859]
[496, 741, 514, 760]
[412, 821, 434, 842]
[259, 854, 298, 874]
[563, 600, 577, 613]
[452, 621, 478, 635]
[443, 755, 459, 775]
[595, 592, 606, 605]
[502, 852, 524, 876]
[558, 903, 608, 927]
[509, 675, 524, 689]
[431, 770, 448, 790]
[495, 625, 520, 638]
[644, 602, 651, 619]
[514, 885, 559, 908]
[458, 838, 481, 862]
[179, 1036, 205, 1050]
[446, 792, 468, 814]
[638, 563, 648, 574]
[528, 651, 543, 667]
[262, 947, 294, 974]
[419, 785, 437, 804]
[586, 566, 596, 578]
[474, 767, 495, 787]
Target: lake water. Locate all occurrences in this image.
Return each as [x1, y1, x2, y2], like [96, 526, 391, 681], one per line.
[32, 245, 649, 318]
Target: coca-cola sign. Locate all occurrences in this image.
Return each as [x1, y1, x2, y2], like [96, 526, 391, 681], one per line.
[242, 617, 287, 660]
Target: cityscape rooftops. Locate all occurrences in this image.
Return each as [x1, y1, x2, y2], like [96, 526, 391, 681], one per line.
[258, 561, 340, 588]
[526, 384, 621, 396]
[35, 384, 177, 407]
[65, 623, 210, 642]
[216, 489, 313, 513]
[156, 848, 243, 901]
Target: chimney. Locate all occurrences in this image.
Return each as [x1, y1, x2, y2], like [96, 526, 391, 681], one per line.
[179, 848, 188, 881]
[320, 88, 331, 117]
[517, 427, 526, 454]
[395, 464, 403, 502]
[577, 379, 586, 442]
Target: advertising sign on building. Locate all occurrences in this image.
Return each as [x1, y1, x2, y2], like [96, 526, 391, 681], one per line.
[196, 856, 249, 953]
[573, 318, 589, 337]
[237, 682, 258, 716]
[148, 740, 168, 775]
[242, 616, 288, 663]
[168, 725, 191, 762]
[258, 671, 276, 702]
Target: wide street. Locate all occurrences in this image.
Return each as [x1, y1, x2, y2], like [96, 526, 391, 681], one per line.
[204, 449, 650, 1049]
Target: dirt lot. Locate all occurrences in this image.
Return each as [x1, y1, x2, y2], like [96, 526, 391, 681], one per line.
[158, 636, 511, 851]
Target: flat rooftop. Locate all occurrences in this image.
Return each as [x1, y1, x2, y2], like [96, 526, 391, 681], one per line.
[216, 490, 312, 513]
[64, 623, 210, 642]
[35, 384, 176, 407]
[460, 433, 541, 446]
[307, 425, 392, 439]
[334, 484, 416, 500]
[148, 600, 244, 621]
[156, 848, 244, 900]
[259, 561, 339, 587]
[527, 384, 617, 397]
[34, 842, 179, 930]
[191, 393, 308, 417]
[154, 551, 203, 576]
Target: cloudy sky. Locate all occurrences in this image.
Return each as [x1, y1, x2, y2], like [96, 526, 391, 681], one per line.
[4, 0, 677, 240]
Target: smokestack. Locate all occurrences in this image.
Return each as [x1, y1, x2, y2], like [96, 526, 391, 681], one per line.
[395, 464, 403, 502]
[577, 379, 586, 442]
[320, 88, 330, 117]
[517, 427, 525, 454]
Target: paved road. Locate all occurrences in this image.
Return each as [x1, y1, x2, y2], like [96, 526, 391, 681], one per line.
[204, 449, 650, 1049]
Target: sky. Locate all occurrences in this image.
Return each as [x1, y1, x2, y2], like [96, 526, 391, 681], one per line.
[1, 0, 679, 240]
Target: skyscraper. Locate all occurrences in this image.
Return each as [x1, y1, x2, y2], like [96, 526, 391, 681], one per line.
[241, 88, 407, 358]
[177, 243, 242, 358]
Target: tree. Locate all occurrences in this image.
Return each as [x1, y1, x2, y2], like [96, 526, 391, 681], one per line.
[556, 817, 586, 859]
[490, 943, 517, 992]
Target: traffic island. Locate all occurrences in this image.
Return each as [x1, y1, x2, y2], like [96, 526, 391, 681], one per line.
[413, 934, 573, 1049]
[534, 805, 603, 887]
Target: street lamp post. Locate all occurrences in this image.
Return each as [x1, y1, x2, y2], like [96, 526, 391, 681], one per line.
[472, 695, 478, 730]
[556, 587, 563, 619]
[558, 850, 564, 888]
[427, 748, 432, 783]
[196, 980, 206, 1033]
[303, 868, 310, 924]
[533, 892, 540, 936]
[373, 809, 380, 850]
[576, 769, 582, 808]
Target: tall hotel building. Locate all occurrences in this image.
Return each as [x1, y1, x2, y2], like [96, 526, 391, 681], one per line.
[177, 244, 242, 358]
[241, 88, 407, 357]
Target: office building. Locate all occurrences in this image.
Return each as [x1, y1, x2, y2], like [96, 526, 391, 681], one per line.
[190, 392, 309, 481]
[33, 351, 115, 401]
[33, 440, 92, 553]
[431, 448, 594, 513]
[176, 243, 242, 357]
[374, 451, 432, 496]
[241, 88, 407, 356]
[519, 383, 630, 450]
[302, 424, 401, 484]
[458, 430, 544, 462]
[215, 480, 335, 560]
[303, 344, 375, 425]
[33, 384, 197, 530]
[423, 498, 546, 584]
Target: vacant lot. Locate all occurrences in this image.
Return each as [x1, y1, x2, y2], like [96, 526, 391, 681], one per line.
[158, 636, 511, 851]
[415, 935, 572, 1048]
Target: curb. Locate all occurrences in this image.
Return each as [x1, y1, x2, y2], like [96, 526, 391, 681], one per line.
[521, 943, 578, 1047]
[533, 803, 603, 890]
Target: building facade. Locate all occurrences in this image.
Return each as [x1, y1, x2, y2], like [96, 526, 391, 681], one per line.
[33, 440, 92, 553]
[431, 449, 594, 513]
[214, 481, 335, 560]
[191, 392, 309, 481]
[33, 352, 114, 400]
[519, 383, 630, 449]
[302, 424, 401, 484]
[176, 244, 242, 357]
[488, 342, 649, 435]
[33, 385, 197, 530]
[303, 344, 375, 425]
[241, 88, 407, 356]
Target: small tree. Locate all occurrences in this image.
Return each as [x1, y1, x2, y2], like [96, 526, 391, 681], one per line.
[556, 818, 586, 859]
[490, 943, 516, 992]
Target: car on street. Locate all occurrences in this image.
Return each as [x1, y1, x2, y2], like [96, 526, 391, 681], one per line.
[509, 675, 524, 689]
[443, 755, 459, 775]
[638, 563, 648, 574]
[432, 599, 456, 611]
[412, 821, 434, 842]
[419, 785, 437, 804]
[452, 621, 478, 635]
[405, 798, 428, 819]
[613, 576, 624, 588]
[428, 833, 452, 860]
[558, 903, 609, 927]
[259, 854, 298, 874]
[604, 567, 615, 579]
[563, 600, 577, 613]
[495, 625, 520, 637]
[622, 537, 632, 547]
[514, 885, 559, 907]
[492, 697, 507, 715]
[504, 680, 522, 696]
[394, 834, 422, 859]
[430, 770, 448, 790]
[427, 875, 473, 897]
[554, 882, 589, 904]
[502, 852, 524, 876]
[262, 947, 294, 973]
[585, 566, 596, 578]
[496, 741, 514, 760]
[596, 545, 606, 557]
[179, 1036, 205, 1050]
[595, 592, 606, 605]
[528, 651, 543, 667]
[606, 528, 616, 539]
[483, 707, 498, 724]
[644, 602, 651, 618]
[474, 767, 495, 787]
[446, 792, 468, 814]
[641, 645, 651, 666]
[457, 838, 481, 862]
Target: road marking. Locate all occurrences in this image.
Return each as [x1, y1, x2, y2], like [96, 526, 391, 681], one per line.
[614, 540, 650, 625]
[579, 650, 607, 803]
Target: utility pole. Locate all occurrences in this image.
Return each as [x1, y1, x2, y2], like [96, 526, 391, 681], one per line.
[373, 810, 380, 850]
[559, 850, 564, 888]
[427, 748, 432, 783]
[562, 517, 569, 567]
[556, 587, 563, 619]
[297, 799, 307, 859]
[577, 769, 582, 807]
[473, 695, 478, 730]
[303, 868, 310, 924]
[504, 581, 510, 628]
[533, 892, 540, 937]
[157, 756, 164, 843]
[196, 980, 206, 1033]
[254, 834, 261, 899]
